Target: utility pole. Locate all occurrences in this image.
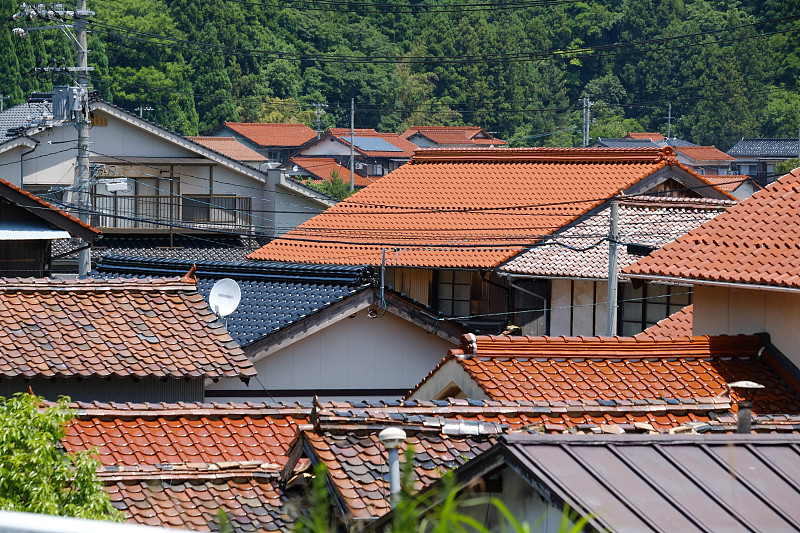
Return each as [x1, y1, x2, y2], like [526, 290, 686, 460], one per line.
[582, 96, 594, 147]
[312, 102, 327, 137]
[135, 106, 154, 118]
[74, 0, 92, 276]
[606, 195, 620, 336]
[665, 103, 673, 139]
[12, 0, 95, 276]
[0, 95, 9, 112]
[350, 97, 355, 192]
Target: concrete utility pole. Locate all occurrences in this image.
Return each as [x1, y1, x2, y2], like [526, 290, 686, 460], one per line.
[12, 0, 95, 276]
[606, 195, 620, 336]
[665, 103, 673, 139]
[74, 0, 92, 276]
[349, 98, 355, 192]
[312, 102, 327, 137]
[582, 96, 594, 147]
[135, 106, 154, 118]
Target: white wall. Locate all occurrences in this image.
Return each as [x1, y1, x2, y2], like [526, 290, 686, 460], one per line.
[298, 139, 351, 157]
[693, 284, 800, 366]
[549, 279, 608, 336]
[206, 308, 455, 403]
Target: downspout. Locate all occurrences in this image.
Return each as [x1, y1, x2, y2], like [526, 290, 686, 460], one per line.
[20, 137, 40, 188]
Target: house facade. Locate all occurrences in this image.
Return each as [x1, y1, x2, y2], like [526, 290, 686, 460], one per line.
[249, 147, 733, 335]
[0, 98, 331, 242]
[626, 167, 800, 370]
[727, 138, 800, 185]
[209, 122, 317, 164]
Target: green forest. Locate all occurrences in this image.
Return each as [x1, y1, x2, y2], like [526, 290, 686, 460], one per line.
[1, 0, 797, 150]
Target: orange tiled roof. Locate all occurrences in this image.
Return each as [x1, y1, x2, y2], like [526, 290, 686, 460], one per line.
[637, 304, 694, 337]
[0, 177, 100, 237]
[188, 136, 267, 162]
[247, 147, 683, 267]
[287, 157, 375, 188]
[407, 334, 800, 415]
[695, 174, 750, 193]
[64, 402, 308, 531]
[222, 122, 317, 147]
[625, 132, 665, 141]
[65, 402, 309, 467]
[0, 277, 256, 379]
[625, 168, 800, 289]
[675, 145, 737, 162]
[401, 126, 506, 146]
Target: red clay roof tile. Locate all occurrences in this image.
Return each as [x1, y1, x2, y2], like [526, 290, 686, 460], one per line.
[0, 277, 255, 379]
[286, 157, 375, 188]
[221, 122, 317, 147]
[625, 168, 800, 289]
[401, 126, 506, 146]
[188, 136, 267, 162]
[625, 132, 665, 141]
[0, 177, 100, 237]
[675, 145, 737, 162]
[407, 334, 800, 415]
[248, 147, 684, 267]
[637, 305, 694, 337]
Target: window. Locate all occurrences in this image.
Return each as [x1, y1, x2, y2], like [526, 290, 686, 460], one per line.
[436, 270, 472, 317]
[618, 283, 691, 336]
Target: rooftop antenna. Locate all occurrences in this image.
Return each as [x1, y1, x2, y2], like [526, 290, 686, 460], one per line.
[208, 278, 241, 329]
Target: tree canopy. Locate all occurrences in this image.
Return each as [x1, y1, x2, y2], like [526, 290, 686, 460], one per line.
[0, 0, 794, 149]
[0, 393, 123, 521]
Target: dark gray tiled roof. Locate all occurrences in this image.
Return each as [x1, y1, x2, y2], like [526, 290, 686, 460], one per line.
[0, 102, 52, 143]
[592, 138, 658, 148]
[593, 137, 698, 149]
[95, 255, 375, 347]
[728, 138, 800, 158]
[53, 234, 265, 263]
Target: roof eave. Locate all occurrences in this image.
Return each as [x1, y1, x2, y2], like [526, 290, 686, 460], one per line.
[625, 273, 800, 293]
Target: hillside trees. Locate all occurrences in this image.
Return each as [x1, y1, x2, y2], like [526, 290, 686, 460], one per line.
[0, 0, 797, 145]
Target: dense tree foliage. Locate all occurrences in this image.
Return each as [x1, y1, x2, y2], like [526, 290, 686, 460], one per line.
[0, 0, 794, 148]
[0, 393, 123, 520]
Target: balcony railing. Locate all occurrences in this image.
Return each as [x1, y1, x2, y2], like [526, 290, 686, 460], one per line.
[89, 194, 252, 231]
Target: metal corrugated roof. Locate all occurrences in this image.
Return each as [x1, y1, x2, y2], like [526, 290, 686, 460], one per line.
[499, 433, 800, 532]
[0, 220, 70, 240]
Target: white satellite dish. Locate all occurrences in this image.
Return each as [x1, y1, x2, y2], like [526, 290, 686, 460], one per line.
[209, 278, 241, 317]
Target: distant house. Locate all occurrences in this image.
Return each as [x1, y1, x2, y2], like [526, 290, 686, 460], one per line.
[248, 147, 733, 335]
[0, 97, 331, 245]
[0, 177, 100, 276]
[727, 137, 800, 185]
[280, 156, 376, 188]
[95, 256, 469, 403]
[209, 122, 317, 164]
[701, 174, 761, 200]
[594, 135, 735, 176]
[401, 126, 506, 148]
[187, 136, 268, 168]
[372, 433, 800, 533]
[625, 167, 800, 370]
[0, 277, 255, 402]
[292, 128, 417, 179]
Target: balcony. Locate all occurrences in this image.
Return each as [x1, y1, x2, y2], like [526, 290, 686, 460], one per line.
[89, 194, 252, 232]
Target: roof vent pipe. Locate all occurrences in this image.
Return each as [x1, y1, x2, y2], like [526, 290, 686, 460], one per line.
[729, 381, 765, 434]
[378, 427, 407, 508]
